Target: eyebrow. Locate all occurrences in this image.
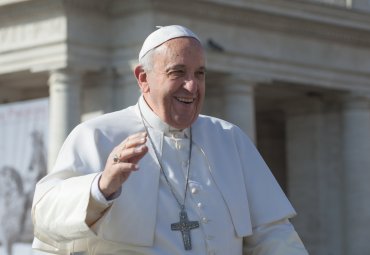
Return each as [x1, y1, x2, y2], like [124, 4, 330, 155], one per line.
[165, 65, 186, 72]
[165, 65, 206, 73]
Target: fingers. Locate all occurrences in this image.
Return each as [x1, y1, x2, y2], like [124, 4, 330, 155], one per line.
[118, 132, 147, 160]
[120, 132, 147, 150]
[99, 132, 149, 198]
[112, 132, 147, 164]
[119, 144, 148, 164]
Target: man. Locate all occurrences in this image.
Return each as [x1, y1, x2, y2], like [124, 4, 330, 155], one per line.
[32, 25, 308, 254]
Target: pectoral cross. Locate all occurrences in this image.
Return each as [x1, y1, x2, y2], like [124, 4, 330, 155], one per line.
[171, 134, 182, 150]
[171, 209, 199, 250]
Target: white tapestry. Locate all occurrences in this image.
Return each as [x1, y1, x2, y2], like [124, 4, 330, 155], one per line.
[0, 98, 48, 255]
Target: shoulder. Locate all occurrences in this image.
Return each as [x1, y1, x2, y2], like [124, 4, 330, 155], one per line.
[195, 114, 244, 135]
[193, 114, 254, 149]
[81, 105, 138, 130]
[66, 105, 141, 144]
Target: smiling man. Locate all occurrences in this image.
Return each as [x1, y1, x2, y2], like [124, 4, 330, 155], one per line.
[32, 25, 308, 255]
[136, 36, 206, 129]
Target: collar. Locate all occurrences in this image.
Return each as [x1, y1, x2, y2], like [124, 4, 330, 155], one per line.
[137, 96, 190, 138]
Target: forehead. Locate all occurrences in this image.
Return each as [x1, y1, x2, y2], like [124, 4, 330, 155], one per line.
[153, 37, 205, 67]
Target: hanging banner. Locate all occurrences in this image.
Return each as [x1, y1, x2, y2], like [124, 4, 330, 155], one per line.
[0, 98, 48, 255]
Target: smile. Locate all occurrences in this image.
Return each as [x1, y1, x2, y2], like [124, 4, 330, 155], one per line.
[175, 97, 195, 104]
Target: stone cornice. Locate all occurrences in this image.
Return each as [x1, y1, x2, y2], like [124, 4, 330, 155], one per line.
[144, 0, 370, 47]
[200, 0, 370, 28]
[207, 52, 370, 93]
[3, 0, 370, 45]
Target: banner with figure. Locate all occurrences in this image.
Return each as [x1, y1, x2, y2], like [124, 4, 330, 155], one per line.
[0, 98, 48, 255]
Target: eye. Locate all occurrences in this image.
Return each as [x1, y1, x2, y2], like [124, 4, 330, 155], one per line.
[168, 70, 185, 78]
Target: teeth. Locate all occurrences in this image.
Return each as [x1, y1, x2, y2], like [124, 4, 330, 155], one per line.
[176, 97, 194, 103]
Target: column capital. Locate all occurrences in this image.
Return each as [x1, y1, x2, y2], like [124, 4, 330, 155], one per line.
[48, 68, 84, 87]
[220, 73, 257, 142]
[341, 92, 370, 110]
[218, 73, 263, 96]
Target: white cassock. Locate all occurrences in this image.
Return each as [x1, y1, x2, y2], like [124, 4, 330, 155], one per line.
[32, 96, 308, 255]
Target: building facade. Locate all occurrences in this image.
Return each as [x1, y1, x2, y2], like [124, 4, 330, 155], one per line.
[1, 0, 370, 254]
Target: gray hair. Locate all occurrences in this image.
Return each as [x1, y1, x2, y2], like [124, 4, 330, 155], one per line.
[139, 42, 169, 72]
[139, 48, 156, 72]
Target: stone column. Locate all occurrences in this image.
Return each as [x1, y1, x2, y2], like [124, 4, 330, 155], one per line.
[222, 75, 256, 142]
[285, 97, 344, 255]
[342, 94, 370, 255]
[203, 73, 224, 119]
[48, 69, 82, 170]
[114, 71, 140, 110]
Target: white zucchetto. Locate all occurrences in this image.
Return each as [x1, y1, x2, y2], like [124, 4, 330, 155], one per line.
[139, 25, 201, 61]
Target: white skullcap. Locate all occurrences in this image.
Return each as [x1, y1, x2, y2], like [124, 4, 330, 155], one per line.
[139, 25, 201, 61]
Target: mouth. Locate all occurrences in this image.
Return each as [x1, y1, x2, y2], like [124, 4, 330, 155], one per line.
[175, 96, 195, 104]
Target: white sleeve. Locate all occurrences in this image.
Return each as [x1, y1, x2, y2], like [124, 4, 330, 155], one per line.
[90, 172, 121, 205]
[86, 173, 122, 228]
[244, 218, 309, 255]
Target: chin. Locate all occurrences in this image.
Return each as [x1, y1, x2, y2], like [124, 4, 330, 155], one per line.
[173, 118, 197, 129]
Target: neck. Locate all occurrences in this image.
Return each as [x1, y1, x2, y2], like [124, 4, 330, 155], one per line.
[138, 95, 191, 137]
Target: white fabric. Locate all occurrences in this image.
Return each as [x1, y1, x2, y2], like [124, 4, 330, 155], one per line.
[140, 97, 242, 254]
[244, 219, 309, 255]
[139, 25, 201, 60]
[32, 97, 305, 254]
[90, 173, 115, 206]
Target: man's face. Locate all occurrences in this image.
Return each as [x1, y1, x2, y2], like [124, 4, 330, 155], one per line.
[142, 37, 206, 129]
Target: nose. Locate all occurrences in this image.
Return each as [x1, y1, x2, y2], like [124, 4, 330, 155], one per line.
[183, 77, 198, 94]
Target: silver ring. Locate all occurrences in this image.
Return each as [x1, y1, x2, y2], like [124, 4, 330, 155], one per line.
[113, 154, 120, 163]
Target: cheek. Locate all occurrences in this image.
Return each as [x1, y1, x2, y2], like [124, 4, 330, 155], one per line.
[199, 83, 206, 98]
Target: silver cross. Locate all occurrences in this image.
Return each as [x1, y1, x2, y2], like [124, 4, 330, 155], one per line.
[171, 209, 199, 250]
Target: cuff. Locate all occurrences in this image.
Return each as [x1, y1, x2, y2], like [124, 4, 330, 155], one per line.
[90, 172, 122, 206]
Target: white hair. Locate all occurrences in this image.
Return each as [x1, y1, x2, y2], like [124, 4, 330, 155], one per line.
[139, 48, 156, 72]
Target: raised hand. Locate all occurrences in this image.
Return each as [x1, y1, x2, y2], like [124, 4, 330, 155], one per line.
[99, 132, 148, 198]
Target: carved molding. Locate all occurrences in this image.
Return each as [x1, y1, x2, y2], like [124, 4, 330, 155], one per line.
[142, 0, 370, 47]
[206, 52, 370, 93]
[0, 17, 66, 52]
[1, 0, 370, 50]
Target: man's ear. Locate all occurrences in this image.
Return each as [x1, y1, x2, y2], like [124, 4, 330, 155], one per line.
[134, 65, 150, 93]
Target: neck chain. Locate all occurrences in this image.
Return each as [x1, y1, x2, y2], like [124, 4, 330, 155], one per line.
[138, 102, 199, 250]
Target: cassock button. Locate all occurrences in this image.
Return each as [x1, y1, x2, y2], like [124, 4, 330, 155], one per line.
[191, 187, 198, 194]
[202, 217, 209, 223]
[197, 202, 203, 208]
